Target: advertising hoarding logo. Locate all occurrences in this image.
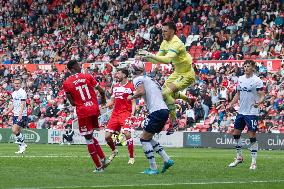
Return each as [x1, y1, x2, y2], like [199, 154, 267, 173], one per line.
[9, 129, 41, 143]
[186, 134, 201, 147]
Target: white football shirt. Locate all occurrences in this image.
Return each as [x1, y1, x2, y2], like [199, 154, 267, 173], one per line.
[12, 88, 27, 116]
[133, 75, 168, 113]
[237, 74, 263, 115]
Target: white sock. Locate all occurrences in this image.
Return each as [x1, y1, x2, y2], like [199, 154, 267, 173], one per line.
[141, 139, 157, 170]
[15, 133, 24, 143]
[150, 139, 170, 162]
[250, 141, 258, 164]
[235, 138, 243, 159]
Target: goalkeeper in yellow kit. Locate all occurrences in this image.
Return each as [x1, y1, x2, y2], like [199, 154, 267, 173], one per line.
[139, 22, 195, 135]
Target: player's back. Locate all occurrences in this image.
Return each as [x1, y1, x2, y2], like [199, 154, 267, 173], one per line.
[63, 73, 99, 118]
[133, 75, 168, 113]
[160, 35, 192, 73]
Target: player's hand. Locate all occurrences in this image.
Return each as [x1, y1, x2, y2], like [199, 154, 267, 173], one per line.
[18, 115, 22, 121]
[138, 50, 154, 58]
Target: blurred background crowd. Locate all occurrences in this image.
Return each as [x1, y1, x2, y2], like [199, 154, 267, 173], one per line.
[0, 0, 284, 133]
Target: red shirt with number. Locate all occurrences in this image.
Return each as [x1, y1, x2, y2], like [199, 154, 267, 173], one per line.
[112, 82, 135, 115]
[63, 73, 99, 118]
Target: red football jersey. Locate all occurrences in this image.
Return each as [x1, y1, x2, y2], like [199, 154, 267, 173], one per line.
[63, 73, 99, 118]
[112, 81, 134, 114]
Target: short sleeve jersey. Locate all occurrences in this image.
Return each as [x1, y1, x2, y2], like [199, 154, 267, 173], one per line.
[63, 73, 99, 118]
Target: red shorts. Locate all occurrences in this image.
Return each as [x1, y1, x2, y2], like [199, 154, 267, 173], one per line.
[106, 112, 131, 133]
[78, 115, 99, 136]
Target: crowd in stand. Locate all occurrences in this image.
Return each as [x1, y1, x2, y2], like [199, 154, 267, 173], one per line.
[0, 61, 283, 133]
[0, 0, 284, 64]
[0, 0, 284, 133]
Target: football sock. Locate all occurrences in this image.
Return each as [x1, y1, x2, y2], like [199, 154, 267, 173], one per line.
[93, 138, 105, 160]
[15, 132, 25, 145]
[86, 139, 101, 168]
[106, 138, 116, 151]
[150, 139, 170, 162]
[250, 141, 258, 164]
[141, 138, 157, 170]
[126, 138, 134, 158]
[234, 138, 243, 159]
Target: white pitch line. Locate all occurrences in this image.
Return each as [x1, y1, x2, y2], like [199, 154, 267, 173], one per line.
[0, 155, 283, 158]
[11, 180, 284, 189]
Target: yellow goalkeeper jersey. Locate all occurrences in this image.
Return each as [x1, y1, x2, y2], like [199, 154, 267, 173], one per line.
[158, 35, 192, 73]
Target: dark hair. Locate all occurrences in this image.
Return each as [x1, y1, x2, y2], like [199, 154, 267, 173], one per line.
[243, 60, 256, 67]
[163, 22, 177, 32]
[67, 60, 78, 70]
[117, 68, 129, 78]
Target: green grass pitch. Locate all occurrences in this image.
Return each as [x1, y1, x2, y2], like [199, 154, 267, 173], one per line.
[0, 144, 284, 189]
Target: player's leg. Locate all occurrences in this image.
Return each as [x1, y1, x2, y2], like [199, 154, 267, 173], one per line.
[105, 115, 119, 161]
[12, 116, 27, 154]
[124, 130, 134, 164]
[123, 116, 135, 164]
[140, 113, 159, 174]
[84, 134, 103, 173]
[229, 114, 245, 167]
[172, 70, 195, 104]
[245, 115, 258, 170]
[91, 116, 106, 161]
[164, 72, 195, 135]
[78, 116, 104, 173]
[140, 134, 158, 174]
[150, 109, 174, 173]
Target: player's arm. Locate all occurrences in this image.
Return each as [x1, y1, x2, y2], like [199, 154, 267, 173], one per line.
[254, 89, 265, 107]
[145, 42, 179, 64]
[102, 96, 114, 109]
[66, 92, 75, 106]
[18, 100, 26, 120]
[95, 85, 106, 105]
[147, 50, 177, 64]
[131, 99, 136, 116]
[128, 83, 145, 100]
[227, 91, 240, 109]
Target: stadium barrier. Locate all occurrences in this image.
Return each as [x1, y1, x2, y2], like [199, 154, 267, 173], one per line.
[184, 132, 284, 150]
[0, 129, 48, 143]
[3, 59, 283, 73]
[48, 129, 184, 147]
[1, 129, 284, 149]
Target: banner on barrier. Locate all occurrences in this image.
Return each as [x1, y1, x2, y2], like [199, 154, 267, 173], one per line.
[47, 129, 183, 147]
[184, 132, 284, 150]
[0, 129, 48, 143]
[3, 59, 282, 73]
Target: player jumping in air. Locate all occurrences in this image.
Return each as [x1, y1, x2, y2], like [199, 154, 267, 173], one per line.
[63, 60, 108, 173]
[139, 22, 195, 135]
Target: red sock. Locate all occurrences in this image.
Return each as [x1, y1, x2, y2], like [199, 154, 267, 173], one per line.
[106, 138, 116, 151]
[126, 138, 134, 158]
[87, 143, 101, 168]
[93, 138, 105, 159]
